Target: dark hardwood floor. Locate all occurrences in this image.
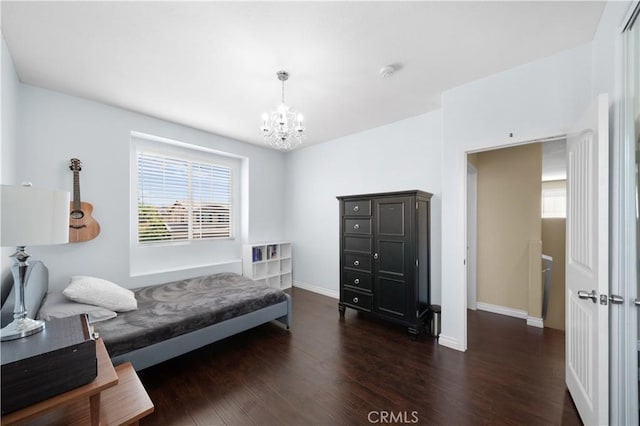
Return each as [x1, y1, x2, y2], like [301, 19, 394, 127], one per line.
[138, 288, 582, 425]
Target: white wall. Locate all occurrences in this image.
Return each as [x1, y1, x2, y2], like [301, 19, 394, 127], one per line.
[17, 84, 286, 291]
[1, 36, 20, 291]
[440, 43, 592, 351]
[591, 1, 632, 99]
[284, 111, 442, 302]
[1, 38, 18, 185]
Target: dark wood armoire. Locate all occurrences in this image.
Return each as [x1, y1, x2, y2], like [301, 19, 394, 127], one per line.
[337, 190, 432, 337]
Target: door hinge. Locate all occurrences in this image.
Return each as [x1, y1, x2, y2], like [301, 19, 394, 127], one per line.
[416, 259, 419, 267]
[416, 202, 419, 210]
[598, 294, 625, 305]
[608, 294, 624, 305]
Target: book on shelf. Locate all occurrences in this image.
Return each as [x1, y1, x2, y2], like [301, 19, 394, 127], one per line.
[252, 247, 263, 262]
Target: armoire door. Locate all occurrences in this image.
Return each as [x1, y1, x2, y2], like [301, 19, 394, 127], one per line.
[373, 196, 414, 320]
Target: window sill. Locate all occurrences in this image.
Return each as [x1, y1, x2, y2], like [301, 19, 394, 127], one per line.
[130, 258, 242, 278]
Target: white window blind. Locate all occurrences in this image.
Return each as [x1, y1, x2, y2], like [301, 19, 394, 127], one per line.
[137, 151, 233, 244]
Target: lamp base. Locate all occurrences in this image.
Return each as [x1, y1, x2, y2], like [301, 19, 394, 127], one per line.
[0, 317, 45, 341]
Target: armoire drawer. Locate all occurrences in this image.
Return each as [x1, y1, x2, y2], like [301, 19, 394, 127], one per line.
[342, 288, 372, 311]
[344, 218, 371, 235]
[343, 270, 372, 291]
[343, 236, 371, 252]
[344, 252, 371, 272]
[344, 200, 371, 217]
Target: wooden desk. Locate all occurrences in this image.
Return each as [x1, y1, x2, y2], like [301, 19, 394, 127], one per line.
[1, 339, 154, 426]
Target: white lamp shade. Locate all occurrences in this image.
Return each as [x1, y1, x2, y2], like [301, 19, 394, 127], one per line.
[1, 185, 70, 246]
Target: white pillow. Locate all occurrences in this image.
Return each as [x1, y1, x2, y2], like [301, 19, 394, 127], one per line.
[63, 276, 137, 312]
[37, 292, 117, 324]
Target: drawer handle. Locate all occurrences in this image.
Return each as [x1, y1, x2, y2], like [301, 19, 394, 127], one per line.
[353, 205, 360, 212]
[353, 223, 360, 230]
[353, 260, 360, 266]
[353, 297, 359, 303]
[354, 278, 360, 285]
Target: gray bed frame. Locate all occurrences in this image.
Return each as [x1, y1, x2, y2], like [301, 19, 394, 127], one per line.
[1, 262, 292, 371]
[111, 296, 291, 370]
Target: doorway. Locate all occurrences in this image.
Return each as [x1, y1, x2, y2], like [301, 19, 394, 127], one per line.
[466, 141, 565, 325]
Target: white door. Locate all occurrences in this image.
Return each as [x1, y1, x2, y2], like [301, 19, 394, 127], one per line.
[565, 94, 609, 425]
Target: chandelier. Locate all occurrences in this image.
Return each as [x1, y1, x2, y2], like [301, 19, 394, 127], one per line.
[260, 70, 305, 150]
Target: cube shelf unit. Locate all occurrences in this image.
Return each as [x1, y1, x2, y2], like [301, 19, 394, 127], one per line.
[242, 241, 292, 289]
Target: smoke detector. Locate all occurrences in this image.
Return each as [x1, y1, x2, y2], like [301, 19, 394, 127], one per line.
[379, 65, 395, 79]
[379, 64, 403, 79]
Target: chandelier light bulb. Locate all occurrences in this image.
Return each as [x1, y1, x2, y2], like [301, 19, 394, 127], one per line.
[261, 112, 269, 122]
[297, 113, 304, 122]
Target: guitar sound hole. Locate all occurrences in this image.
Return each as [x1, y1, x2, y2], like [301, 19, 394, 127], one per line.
[70, 210, 85, 220]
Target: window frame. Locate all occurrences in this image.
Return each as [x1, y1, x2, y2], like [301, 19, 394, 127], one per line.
[131, 132, 240, 248]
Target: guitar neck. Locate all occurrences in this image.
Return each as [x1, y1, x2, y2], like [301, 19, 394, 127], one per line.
[73, 170, 81, 210]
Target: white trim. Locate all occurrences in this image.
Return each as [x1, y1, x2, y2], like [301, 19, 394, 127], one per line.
[130, 130, 245, 160]
[612, 5, 640, 424]
[526, 316, 544, 328]
[438, 334, 465, 351]
[293, 281, 339, 299]
[466, 162, 478, 311]
[476, 301, 527, 319]
[476, 302, 543, 328]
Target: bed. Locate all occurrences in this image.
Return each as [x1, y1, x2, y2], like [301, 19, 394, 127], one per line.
[1, 262, 291, 371]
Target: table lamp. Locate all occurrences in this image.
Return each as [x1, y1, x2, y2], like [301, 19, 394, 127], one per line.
[1, 183, 69, 341]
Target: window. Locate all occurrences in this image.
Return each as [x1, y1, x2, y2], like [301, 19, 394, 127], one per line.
[136, 151, 234, 244]
[541, 180, 566, 218]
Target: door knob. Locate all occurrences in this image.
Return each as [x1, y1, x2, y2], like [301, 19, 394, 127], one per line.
[373, 253, 379, 260]
[577, 290, 598, 303]
[635, 299, 640, 306]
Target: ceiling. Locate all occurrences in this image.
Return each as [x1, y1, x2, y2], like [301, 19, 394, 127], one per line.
[1, 1, 605, 150]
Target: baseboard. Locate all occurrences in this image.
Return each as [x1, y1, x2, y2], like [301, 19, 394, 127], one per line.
[438, 334, 466, 352]
[293, 281, 339, 299]
[476, 302, 544, 329]
[526, 316, 544, 328]
[476, 302, 527, 319]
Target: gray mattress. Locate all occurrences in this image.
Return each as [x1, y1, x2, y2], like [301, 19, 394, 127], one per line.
[93, 272, 288, 357]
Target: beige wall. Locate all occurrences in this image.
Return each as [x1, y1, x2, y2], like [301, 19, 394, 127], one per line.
[476, 143, 542, 312]
[542, 218, 566, 330]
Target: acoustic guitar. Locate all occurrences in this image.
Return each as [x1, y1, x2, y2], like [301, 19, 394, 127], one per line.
[69, 158, 100, 243]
